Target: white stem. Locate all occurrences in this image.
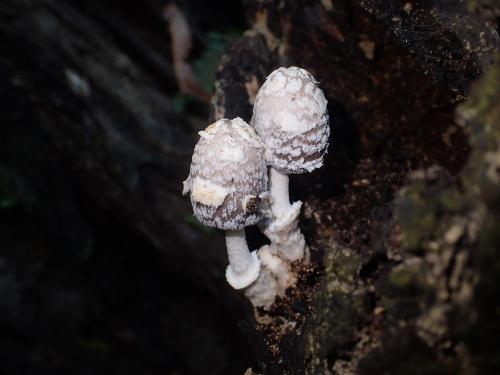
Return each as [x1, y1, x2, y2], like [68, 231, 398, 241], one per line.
[263, 167, 309, 263]
[225, 229, 261, 290]
[225, 229, 252, 274]
[269, 167, 291, 218]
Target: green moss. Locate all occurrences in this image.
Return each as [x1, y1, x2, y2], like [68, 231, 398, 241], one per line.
[380, 264, 433, 320]
[398, 184, 442, 250]
[329, 292, 367, 344]
[440, 189, 464, 211]
[307, 242, 369, 364]
[330, 251, 363, 284]
[403, 212, 437, 250]
[453, 57, 500, 374]
[389, 268, 416, 287]
[192, 32, 240, 92]
[460, 57, 500, 126]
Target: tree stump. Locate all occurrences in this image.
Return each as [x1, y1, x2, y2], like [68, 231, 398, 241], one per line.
[214, 1, 499, 373]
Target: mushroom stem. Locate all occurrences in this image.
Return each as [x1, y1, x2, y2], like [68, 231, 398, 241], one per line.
[269, 167, 291, 218]
[225, 229, 261, 290]
[264, 167, 309, 263]
[225, 229, 252, 273]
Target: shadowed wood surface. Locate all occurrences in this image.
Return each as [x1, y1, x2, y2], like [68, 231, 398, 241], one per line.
[214, 1, 499, 374]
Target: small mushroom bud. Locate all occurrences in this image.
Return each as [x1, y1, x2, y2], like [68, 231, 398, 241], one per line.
[183, 118, 267, 289]
[251, 66, 330, 261]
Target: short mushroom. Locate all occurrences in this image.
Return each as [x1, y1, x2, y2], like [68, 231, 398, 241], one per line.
[183, 117, 268, 289]
[251, 66, 330, 261]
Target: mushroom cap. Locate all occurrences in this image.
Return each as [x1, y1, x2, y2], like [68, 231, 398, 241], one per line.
[184, 118, 268, 230]
[251, 66, 330, 174]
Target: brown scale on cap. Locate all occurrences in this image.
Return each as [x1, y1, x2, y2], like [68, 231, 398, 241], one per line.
[251, 66, 330, 174]
[183, 118, 268, 230]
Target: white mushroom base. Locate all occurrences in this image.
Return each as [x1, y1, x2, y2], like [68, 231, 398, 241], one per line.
[259, 245, 296, 290]
[244, 264, 279, 308]
[225, 250, 261, 290]
[244, 200, 311, 309]
[261, 200, 310, 263]
[244, 245, 296, 308]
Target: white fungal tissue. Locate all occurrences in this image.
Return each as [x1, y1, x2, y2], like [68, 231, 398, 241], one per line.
[251, 66, 330, 174]
[183, 118, 268, 230]
[191, 177, 232, 207]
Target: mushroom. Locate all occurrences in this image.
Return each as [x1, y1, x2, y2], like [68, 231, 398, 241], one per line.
[183, 117, 268, 289]
[251, 66, 330, 262]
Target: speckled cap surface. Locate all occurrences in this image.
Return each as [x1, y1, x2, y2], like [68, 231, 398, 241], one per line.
[183, 118, 268, 230]
[251, 66, 330, 174]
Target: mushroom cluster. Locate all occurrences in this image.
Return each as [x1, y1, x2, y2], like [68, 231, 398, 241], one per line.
[183, 67, 330, 308]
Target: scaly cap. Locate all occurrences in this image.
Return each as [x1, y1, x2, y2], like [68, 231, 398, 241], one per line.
[183, 118, 268, 230]
[251, 66, 330, 174]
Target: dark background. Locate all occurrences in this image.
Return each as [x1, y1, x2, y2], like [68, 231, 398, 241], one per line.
[0, 1, 255, 374]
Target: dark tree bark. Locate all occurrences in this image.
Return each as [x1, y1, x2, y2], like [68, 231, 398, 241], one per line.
[214, 1, 499, 374]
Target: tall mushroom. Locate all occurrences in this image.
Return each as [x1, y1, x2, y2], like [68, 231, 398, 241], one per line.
[183, 118, 268, 289]
[251, 66, 330, 262]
